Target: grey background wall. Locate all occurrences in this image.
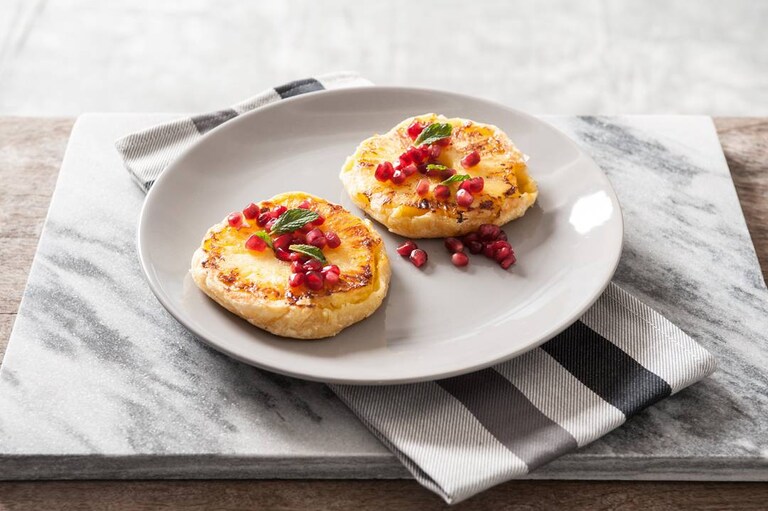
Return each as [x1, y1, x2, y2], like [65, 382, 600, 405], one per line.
[1, 0, 765, 115]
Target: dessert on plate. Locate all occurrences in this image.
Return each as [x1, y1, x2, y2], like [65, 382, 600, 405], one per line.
[340, 113, 537, 238]
[190, 192, 390, 339]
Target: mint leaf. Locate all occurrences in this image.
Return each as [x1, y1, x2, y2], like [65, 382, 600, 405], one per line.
[270, 209, 319, 235]
[426, 164, 448, 171]
[441, 174, 472, 185]
[289, 244, 327, 264]
[254, 231, 273, 250]
[415, 122, 452, 146]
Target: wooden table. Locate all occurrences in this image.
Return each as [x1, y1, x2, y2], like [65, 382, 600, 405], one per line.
[0, 117, 766, 510]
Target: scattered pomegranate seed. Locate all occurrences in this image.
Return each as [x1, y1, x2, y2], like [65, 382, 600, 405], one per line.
[467, 241, 483, 254]
[500, 254, 516, 269]
[245, 234, 267, 251]
[456, 189, 474, 207]
[478, 224, 501, 241]
[303, 259, 323, 272]
[428, 144, 442, 160]
[325, 231, 341, 249]
[306, 228, 327, 248]
[292, 232, 307, 245]
[434, 184, 450, 201]
[399, 153, 413, 167]
[305, 271, 324, 290]
[272, 205, 287, 217]
[416, 178, 430, 196]
[409, 249, 428, 268]
[461, 150, 481, 168]
[435, 138, 451, 147]
[290, 261, 303, 273]
[459, 180, 472, 193]
[397, 240, 418, 256]
[497, 231, 508, 241]
[425, 167, 443, 179]
[275, 248, 292, 261]
[257, 212, 271, 227]
[444, 237, 464, 253]
[324, 270, 340, 285]
[464, 232, 479, 242]
[495, 245, 512, 262]
[227, 212, 243, 228]
[469, 177, 485, 193]
[407, 121, 424, 140]
[313, 215, 326, 226]
[402, 163, 418, 177]
[322, 264, 340, 275]
[243, 203, 260, 220]
[289, 272, 305, 287]
[452, 252, 469, 267]
[273, 234, 293, 251]
[265, 218, 277, 231]
[298, 200, 311, 209]
[440, 168, 457, 181]
[483, 244, 495, 258]
[375, 162, 394, 182]
[391, 170, 406, 185]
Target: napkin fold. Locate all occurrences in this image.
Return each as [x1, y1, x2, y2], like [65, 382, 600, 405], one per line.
[116, 72, 716, 504]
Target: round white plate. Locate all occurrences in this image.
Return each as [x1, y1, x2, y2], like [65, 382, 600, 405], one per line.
[138, 86, 623, 385]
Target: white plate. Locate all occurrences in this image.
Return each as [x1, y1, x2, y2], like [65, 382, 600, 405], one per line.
[138, 86, 623, 385]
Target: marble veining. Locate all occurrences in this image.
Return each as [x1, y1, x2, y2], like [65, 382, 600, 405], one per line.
[0, 114, 766, 479]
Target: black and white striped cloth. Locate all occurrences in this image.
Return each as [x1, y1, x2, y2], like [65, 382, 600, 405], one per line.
[116, 72, 716, 504]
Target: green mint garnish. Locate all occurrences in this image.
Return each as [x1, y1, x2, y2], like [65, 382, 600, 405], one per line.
[270, 209, 319, 235]
[288, 244, 327, 264]
[414, 122, 452, 146]
[441, 174, 472, 185]
[254, 231, 273, 250]
[426, 164, 448, 171]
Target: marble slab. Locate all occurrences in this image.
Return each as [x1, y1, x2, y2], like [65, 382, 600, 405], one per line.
[0, 114, 766, 481]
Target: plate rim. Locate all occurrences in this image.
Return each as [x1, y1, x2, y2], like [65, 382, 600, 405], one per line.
[137, 85, 624, 385]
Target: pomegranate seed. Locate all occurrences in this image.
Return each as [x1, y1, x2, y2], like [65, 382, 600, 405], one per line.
[375, 162, 394, 182]
[459, 180, 472, 192]
[435, 137, 451, 147]
[452, 252, 469, 267]
[290, 261, 303, 273]
[289, 272, 305, 287]
[298, 200, 311, 209]
[467, 241, 483, 254]
[325, 231, 341, 249]
[490, 240, 512, 251]
[428, 144, 442, 160]
[497, 231, 508, 241]
[402, 163, 418, 177]
[399, 153, 413, 167]
[275, 248, 291, 261]
[444, 237, 464, 253]
[245, 234, 267, 251]
[409, 249, 428, 268]
[257, 212, 270, 227]
[464, 232, 479, 242]
[397, 240, 418, 256]
[461, 151, 481, 168]
[440, 168, 457, 181]
[416, 178, 430, 196]
[303, 259, 323, 272]
[500, 254, 517, 269]
[292, 232, 307, 245]
[305, 271, 324, 291]
[426, 168, 443, 179]
[406, 147, 423, 164]
[227, 212, 243, 228]
[407, 121, 424, 140]
[391, 170, 406, 185]
[265, 218, 277, 231]
[495, 246, 512, 261]
[456, 189, 474, 207]
[434, 185, 450, 201]
[243, 203, 259, 220]
[272, 205, 287, 217]
[483, 243, 495, 258]
[322, 264, 340, 275]
[324, 270, 340, 285]
[312, 215, 326, 226]
[273, 234, 293, 251]
[469, 177, 484, 193]
[306, 228, 327, 248]
[479, 224, 501, 241]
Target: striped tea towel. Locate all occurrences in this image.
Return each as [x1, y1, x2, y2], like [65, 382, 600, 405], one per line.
[115, 72, 716, 504]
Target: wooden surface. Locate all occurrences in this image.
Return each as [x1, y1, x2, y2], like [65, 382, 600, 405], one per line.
[0, 117, 766, 509]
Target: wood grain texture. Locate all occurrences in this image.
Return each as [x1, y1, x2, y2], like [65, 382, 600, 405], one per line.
[0, 117, 766, 509]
